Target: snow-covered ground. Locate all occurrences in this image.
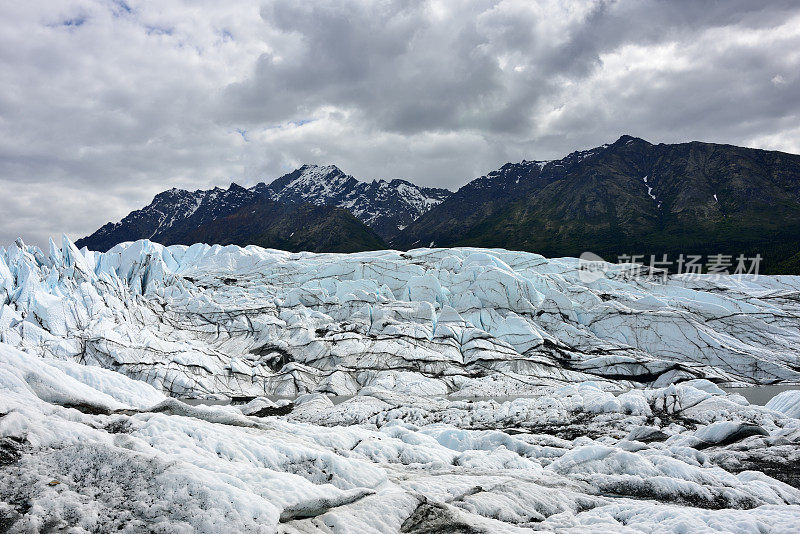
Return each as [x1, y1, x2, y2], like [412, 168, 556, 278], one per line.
[2, 237, 800, 532]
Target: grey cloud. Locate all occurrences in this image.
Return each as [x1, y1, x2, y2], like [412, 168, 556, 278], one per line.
[223, 0, 506, 133]
[1, 0, 799, 248]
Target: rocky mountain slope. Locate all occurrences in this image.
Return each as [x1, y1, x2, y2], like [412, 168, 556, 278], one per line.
[184, 200, 386, 253]
[76, 165, 450, 252]
[76, 183, 266, 252]
[393, 136, 800, 273]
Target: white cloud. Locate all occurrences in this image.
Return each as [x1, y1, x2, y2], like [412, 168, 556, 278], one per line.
[1, 0, 799, 247]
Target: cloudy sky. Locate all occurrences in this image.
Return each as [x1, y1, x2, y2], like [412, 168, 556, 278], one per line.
[2, 0, 799, 247]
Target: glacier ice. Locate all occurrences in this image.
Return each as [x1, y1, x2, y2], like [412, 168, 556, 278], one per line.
[1, 237, 799, 398]
[766, 390, 800, 419]
[1, 343, 800, 532]
[2, 237, 800, 532]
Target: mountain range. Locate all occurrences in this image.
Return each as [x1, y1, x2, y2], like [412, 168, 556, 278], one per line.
[76, 165, 449, 252]
[394, 135, 800, 273]
[76, 136, 800, 273]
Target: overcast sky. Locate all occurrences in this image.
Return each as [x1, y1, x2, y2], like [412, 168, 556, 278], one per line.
[2, 0, 800, 247]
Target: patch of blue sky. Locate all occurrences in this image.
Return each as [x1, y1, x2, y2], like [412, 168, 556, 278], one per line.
[145, 25, 174, 36]
[60, 16, 87, 27]
[111, 1, 132, 16]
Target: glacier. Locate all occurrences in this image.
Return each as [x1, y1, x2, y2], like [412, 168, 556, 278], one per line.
[1, 236, 799, 397]
[2, 344, 800, 532]
[1, 237, 800, 532]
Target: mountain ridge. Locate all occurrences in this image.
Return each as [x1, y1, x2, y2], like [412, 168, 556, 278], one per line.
[76, 164, 450, 251]
[76, 136, 800, 273]
[265, 164, 451, 238]
[391, 135, 800, 273]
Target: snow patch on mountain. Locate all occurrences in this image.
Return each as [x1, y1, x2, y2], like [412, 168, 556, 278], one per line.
[273, 164, 353, 201]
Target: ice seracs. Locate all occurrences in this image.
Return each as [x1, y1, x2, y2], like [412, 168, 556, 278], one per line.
[1, 237, 799, 399]
[766, 390, 800, 419]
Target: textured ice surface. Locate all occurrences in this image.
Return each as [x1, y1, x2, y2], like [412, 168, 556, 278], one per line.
[2, 345, 800, 532]
[766, 390, 800, 419]
[1, 237, 799, 398]
[2, 238, 800, 532]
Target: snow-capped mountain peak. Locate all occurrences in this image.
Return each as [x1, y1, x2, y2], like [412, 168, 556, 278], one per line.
[267, 164, 357, 205]
[265, 164, 451, 239]
[76, 164, 452, 251]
